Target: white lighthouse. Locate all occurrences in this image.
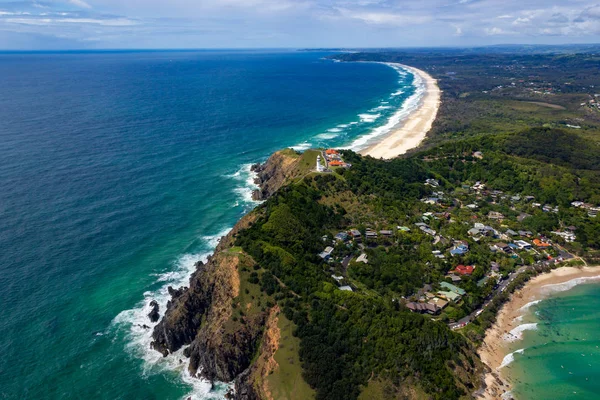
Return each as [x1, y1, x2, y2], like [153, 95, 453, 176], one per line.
[316, 155, 324, 172]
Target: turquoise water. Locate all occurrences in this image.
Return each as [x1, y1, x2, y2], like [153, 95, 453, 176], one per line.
[503, 281, 600, 399]
[0, 50, 418, 399]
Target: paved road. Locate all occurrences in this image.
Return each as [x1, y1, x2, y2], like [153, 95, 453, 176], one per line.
[449, 265, 531, 330]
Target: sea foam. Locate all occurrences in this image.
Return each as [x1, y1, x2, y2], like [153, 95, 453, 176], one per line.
[499, 348, 525, 369]
[541, 276, 600, 295]
[290, 141, 312, 151]
[503, 323, 538, 342]
[519, 300, 542, 312]
[347, 67, 424, 151]
[229, 163, 262, 207]
[358, 113, 382, 123]
[112, 250, 232, 399]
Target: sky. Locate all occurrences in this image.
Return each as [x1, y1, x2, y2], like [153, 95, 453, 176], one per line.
[0, 0, 599, 49]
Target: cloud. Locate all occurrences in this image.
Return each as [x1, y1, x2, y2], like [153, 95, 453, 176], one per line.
[68, 0, 91, 9]
[4, 16, 138, 26]
[1, 0, 600, 48]
[331, 7, 432, 26]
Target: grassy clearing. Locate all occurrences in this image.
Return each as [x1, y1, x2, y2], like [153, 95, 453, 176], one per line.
[222, 253, 268, 334]
[358, 378, 429, 400]
[266, 315, 315, 400]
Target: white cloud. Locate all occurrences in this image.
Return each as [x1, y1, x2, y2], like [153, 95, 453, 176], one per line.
[4, 17, 139, 26]
[68, 0, 91, 9]
[331, 7, 432, 26]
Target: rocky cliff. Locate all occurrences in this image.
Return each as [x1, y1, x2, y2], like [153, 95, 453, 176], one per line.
[151, 150, 302, 399]
[251, 149, 303, 201]
[151, 213, 264, 382]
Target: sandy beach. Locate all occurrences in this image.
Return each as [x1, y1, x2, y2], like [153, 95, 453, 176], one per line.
[361, 64, 440, 159]
[478, 265, 600, 399]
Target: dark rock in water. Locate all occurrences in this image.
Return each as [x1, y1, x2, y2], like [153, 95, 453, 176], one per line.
[250, 162, 262, 173]
[148, 300, 160, 323]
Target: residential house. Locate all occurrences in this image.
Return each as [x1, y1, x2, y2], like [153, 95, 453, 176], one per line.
[349, 229, 362, 241]
[379, 230, 393, 237]
[438, 291, 461, 302]
[335, 232, 349, 242]
[451, 265, 475, 275]
[319, 246, 334, 260]
[425, 178, 440, 187]
[450, 244, 469, 256]
[506, 229, 518, 237]
[514, 240, 532, 250]
[533, 239, 551, 248]
[440, 281, 466, 296]
[492, 242, 511, 253]
[488, 211, 505, 220]
[356, 253, 368, 264]
[420, 226, 437, 236]
[365, 230, 378, 240]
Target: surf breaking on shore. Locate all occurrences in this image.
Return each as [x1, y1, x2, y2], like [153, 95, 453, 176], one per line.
[479, 266, 600, 400]
[360, 63, 440, 159]
[289, 61, 434, 156]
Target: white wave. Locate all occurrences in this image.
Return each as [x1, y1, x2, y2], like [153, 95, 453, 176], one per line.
[343, 64, 425, 152]
[327, 127, 343, 133]
[202, 228, 233, 249]
[519, 300, 542, 312]
[229, 163, 261, 206]
[374, 105, 393, 110]
[111, 250, 232, 399]
[541, 276, 600, 295]
[316, 132, 341, 140]
[501, 391, 514, 400]
[336, 123, 350, 128]
[503, 323, 538, 342]
[358, 113, 382, 123]
[391, 90, 405, 97]
[499, 348, 525, 369]
[290, 141, 312, 151]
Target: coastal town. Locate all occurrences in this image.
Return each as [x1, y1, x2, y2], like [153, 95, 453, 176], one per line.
[316, 155, 591, 330]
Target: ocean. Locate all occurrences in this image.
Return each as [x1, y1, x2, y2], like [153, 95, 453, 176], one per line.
[500, 281, 600, 400]
[0, 50, 419, 399]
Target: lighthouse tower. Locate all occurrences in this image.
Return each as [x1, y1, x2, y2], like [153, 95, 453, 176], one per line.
[316, 155, 324, 172]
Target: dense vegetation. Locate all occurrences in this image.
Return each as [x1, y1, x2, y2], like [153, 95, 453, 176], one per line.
[237, 182, 478, 400]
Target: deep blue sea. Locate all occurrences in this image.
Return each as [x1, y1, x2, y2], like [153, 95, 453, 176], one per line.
[0, 50, 418, 399]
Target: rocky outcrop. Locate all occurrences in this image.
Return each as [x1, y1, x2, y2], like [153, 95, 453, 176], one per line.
[252, 150, 301, 201]
[151, 212, 269, 387]
[147, 300, 160, 323]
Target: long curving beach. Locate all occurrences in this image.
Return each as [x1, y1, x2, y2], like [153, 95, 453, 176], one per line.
[479, 266, 600, 399]
[361, 64, 440, 159]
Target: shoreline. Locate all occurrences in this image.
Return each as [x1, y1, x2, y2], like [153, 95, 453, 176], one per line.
[478, 265, 600, 399]
[360, 64, 440, 159]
